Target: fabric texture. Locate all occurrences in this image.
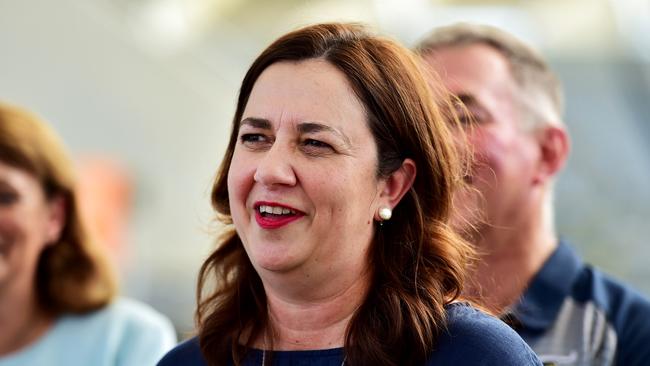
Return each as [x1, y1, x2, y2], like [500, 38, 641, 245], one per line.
[157, 302, 542, 366]
[0, 297, 177, 366]
[509, 241, 650, 366]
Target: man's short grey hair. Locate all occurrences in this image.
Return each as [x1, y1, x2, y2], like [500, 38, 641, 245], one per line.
[415, 23, 564, 129]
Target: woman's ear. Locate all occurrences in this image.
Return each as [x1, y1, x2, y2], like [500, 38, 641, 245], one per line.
[46, 194, 67, 245]
[378, 158, 417, 210]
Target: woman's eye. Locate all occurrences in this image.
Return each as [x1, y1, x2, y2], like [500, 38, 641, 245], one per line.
[0, 191, 18, 205]
[240, 133, 269, 147]
[303, 139, 333, 150]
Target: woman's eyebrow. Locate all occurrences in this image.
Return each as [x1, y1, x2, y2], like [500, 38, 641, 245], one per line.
[297, 122, 351, 147]
[240, 117, 272, 130]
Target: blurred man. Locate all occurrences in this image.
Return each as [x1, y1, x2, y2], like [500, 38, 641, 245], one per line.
[416, 23, 650, 365]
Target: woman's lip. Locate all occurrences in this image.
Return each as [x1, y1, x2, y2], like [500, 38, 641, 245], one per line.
[255, 210, 303, 229]
[253, 201, 303, 213]
[252, 201, 305, 229]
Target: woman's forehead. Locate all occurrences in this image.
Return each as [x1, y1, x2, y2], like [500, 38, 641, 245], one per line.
[0, 160, 40, 191]
[241, 60, 368, 136]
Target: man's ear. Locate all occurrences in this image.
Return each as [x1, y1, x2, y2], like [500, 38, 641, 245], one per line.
[377, 158, 417, 214]
[534, 126, 570, 185]
[46, 194, 67, 245]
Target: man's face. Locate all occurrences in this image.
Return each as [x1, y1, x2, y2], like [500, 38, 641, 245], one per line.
[422, 44, 541, 238]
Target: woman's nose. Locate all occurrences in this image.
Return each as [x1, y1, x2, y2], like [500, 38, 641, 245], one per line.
[253, 143, 297, 187]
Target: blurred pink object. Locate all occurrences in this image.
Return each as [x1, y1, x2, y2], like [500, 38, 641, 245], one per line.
[76, 157, 133, 262]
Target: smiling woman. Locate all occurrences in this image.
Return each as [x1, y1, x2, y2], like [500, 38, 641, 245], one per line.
[0, 102, 176, 366]
[228, 59, 383, 275]
[157, 22, 542, 366]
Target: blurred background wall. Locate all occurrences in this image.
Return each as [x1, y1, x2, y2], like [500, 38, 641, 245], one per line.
[1, 0, 648, 338]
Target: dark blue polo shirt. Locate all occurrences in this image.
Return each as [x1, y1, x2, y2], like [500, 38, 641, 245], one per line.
[157, 303, 541, 365]
[509, 240, 650, 365]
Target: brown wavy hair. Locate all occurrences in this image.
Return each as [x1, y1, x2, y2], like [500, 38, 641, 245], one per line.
[0, 101, 115, 316]
[197, 23, 474, 366]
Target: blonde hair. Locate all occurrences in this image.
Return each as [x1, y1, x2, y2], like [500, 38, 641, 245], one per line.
[0, 101, 116, 315]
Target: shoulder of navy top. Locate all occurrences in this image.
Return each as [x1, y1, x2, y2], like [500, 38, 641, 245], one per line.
[156, 303, 541, 366]
[157, 337, 205, 366]
[512, 240, 650, 366]
[426, 302, 542, 365]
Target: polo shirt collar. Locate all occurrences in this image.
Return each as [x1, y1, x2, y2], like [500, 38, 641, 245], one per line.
[510, 240, 583, 332]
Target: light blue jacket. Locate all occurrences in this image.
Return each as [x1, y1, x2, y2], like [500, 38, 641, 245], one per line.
[0, 298, 176, 366]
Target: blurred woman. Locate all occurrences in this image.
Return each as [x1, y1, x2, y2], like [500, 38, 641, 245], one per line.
[158, 23, 541, 366]
[0, 101, 176, 366]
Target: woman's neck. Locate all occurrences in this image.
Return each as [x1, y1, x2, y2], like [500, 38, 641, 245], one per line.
[0, 285, 54, 356]
[256, 266, 371, 351]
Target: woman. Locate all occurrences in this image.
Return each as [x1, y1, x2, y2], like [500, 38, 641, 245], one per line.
[158, 23, 541, 366]
[0, 102, 176, 365]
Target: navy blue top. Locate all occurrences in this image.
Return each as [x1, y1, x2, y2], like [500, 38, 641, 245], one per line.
[157, 303, 541, 365]
[509, 240, 650, 365]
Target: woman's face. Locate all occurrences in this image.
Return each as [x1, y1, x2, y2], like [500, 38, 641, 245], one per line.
[0, 161, 64, 290]
[227, 59, 385, 277]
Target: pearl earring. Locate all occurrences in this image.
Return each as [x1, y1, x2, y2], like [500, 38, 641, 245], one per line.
[378, 207, 392, 221]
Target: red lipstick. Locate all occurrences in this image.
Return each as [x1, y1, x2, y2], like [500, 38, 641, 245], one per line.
[254, 201, 304, 229]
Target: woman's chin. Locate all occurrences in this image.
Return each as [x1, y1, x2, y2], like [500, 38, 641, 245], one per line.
[251, 252, 302, 274]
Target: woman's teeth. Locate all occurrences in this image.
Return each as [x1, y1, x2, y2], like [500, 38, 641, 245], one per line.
[258, 205, 296, 215]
